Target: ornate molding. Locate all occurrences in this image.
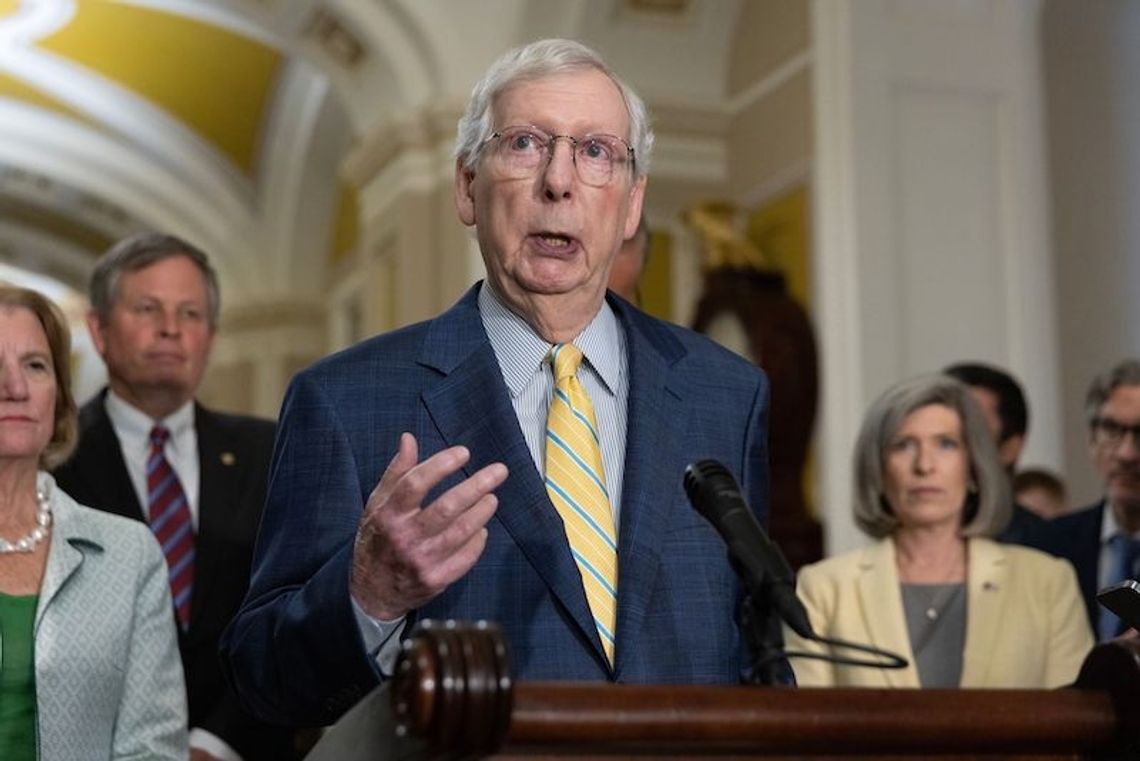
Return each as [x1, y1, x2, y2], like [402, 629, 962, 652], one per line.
[340, 104, 462, 189]
[219, 300, 327, 333]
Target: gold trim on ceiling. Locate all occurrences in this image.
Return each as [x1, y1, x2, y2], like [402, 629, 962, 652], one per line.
[38, 2, 283, 176]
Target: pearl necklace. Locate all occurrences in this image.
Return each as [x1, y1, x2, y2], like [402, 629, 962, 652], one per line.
[0, 488, 52, 554]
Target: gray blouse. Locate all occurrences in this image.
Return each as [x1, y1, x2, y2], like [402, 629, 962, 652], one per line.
[901, 582, 967, 688]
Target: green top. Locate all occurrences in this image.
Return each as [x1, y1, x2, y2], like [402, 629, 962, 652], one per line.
[0, 593, 38, 761]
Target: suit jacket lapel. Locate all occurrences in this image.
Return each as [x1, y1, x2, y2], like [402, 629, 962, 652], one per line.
[418, 287, 604, 663]
[960, 538, 1009, 687]
[35, 488, 91, 634]
[1082, 504, 1106, 632]
[74, 393, 145, 521]
[191, 405, 237, 635]
[856, 539, 921, 687]
[609, 302, 688, 675]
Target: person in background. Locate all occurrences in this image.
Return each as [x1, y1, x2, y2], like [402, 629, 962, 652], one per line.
[608, 212, 649, 304]
[1021, 359, 1140, 640]
[53, 234, 295, 760]
[222, 38, 772, 727]
[784, 374, 1092, 688]
[0, 284, 186, 760]
[1013, 467, 1069, 520]
[943, 362, 1045, 543]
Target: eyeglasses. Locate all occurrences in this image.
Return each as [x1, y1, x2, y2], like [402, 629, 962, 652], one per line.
[1092, 416, 1140, 448]
[480, 125, 635, 187]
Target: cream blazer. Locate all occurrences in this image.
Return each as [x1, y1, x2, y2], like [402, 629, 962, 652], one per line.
[784, 536, 1093, 688]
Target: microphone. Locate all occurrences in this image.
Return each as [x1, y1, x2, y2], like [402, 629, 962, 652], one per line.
[683, 460, 813, 638]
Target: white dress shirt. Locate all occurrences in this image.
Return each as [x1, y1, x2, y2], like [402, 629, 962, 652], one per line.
[104, 391, 200, 528]
[102, 391, 242, 761]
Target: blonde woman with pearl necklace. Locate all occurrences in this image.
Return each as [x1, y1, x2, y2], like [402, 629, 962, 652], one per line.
[0, 285, 186, 760]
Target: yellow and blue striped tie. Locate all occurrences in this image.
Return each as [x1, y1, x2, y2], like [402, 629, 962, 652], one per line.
[545, 343, 617, 664]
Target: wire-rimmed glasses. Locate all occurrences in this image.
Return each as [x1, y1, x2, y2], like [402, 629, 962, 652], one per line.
[481, 125, 635, 187]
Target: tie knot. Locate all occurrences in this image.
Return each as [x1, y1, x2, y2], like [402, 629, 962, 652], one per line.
[551, 343, 584, 382]
[150, 426, 171, 448]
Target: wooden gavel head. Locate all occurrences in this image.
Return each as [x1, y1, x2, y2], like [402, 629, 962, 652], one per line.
[392, 619, 513, 756]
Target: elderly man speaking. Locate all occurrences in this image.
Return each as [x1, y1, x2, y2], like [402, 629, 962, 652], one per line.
[222, 38, 772, 726]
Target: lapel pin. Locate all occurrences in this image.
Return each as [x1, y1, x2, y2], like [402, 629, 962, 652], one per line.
[983, 581, 997, 591]
[220, 452, 236, 466]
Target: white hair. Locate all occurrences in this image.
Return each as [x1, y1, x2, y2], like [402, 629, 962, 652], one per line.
[454, 38, 654, 178]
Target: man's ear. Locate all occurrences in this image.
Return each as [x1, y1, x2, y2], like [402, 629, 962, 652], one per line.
[622, 175, 647, 240]
[85, 310, 107, 356]
[454, 159, 477, 227]
[998, 433, 1025, 471]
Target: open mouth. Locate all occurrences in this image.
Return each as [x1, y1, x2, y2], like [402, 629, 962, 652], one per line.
[535, 232, 574, 249]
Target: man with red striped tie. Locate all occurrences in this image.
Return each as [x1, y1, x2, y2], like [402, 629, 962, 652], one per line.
[54, 233, 296, 761]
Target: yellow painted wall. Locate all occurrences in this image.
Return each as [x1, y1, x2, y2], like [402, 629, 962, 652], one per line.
[747, 186, 810, 306]
[329, 183, 360, 264]
[749, 186, 818, 515]
[639, 231, 673, 321]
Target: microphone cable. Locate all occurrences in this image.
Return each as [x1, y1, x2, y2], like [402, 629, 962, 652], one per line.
[755, 632, 910, 674]
[684, 459, 910, 678]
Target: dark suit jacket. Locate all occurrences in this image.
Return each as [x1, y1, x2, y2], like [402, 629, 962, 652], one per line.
[997, 501, 1049, 546]
[1019, 500, 1104, 633]
[221, 284, 771, 726]
[53, 391, 295, 760]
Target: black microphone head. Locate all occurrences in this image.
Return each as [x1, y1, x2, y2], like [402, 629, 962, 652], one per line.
[683, 460, 740, 519]
[684, 459, 815, 639]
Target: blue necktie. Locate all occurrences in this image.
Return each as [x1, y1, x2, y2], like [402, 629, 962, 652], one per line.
[1098, 534, 1140, 640]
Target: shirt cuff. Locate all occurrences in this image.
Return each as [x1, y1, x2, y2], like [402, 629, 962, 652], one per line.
[350, 595, 407, 677]
[190, 728, 242, 761]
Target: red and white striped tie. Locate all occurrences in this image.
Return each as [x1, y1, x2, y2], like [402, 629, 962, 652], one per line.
[147, 426, 195, 630]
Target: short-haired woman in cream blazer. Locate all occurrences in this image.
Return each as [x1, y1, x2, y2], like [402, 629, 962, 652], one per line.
[785, 374, 1092, 688]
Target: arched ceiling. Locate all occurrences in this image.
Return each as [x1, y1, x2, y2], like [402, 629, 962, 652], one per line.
[0, 0, 357, 302]
[33, 2, 280, 174]
[0, 0, 749, 306]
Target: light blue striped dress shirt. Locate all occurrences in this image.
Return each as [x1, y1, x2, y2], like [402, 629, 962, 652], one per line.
[477, 282, 630, 526]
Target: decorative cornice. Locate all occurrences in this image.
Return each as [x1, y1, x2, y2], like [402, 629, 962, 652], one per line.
[0, 195, 117, 253]
[341, 103, 463, 188]
[303, 7, 365, 69]
[220, 300, 327, 333]
[725, 50, 812, 116]
[649, 101, 731, 137]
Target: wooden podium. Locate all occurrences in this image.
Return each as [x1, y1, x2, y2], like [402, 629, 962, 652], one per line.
[308, 621, 1140, 760]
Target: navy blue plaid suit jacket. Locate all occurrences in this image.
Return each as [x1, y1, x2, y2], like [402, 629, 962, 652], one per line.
[222, 283, 771, 726]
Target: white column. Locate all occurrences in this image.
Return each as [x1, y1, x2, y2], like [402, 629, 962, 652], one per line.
[811, 0, 1058, 554]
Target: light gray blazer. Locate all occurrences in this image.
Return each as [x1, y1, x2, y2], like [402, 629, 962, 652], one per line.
[17, 473, 189, 759]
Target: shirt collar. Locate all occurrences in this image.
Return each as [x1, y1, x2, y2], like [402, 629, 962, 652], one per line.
[572, 299, 623, 397]
[1100, 501, 1140, 543]
[478, 281, 624, 397]
[104, 389, 195, 442]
